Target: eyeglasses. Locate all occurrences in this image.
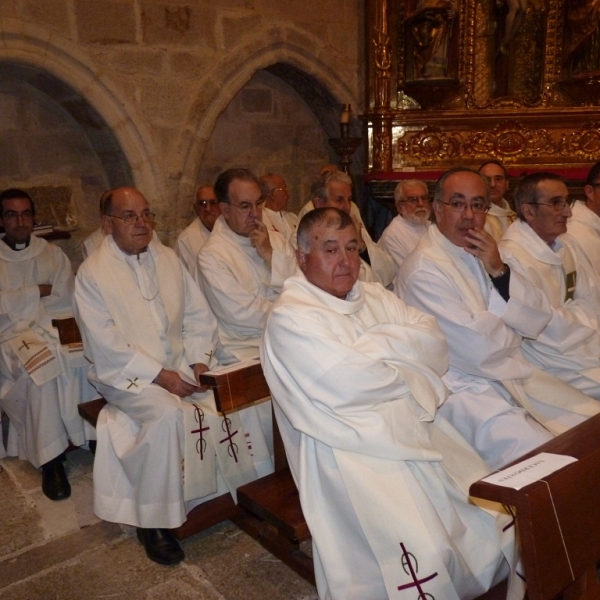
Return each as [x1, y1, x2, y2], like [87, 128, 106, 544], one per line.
[589, 184, 600, 189]
[272, 187, 288, 193]
[524, 198, 574, 211]
[440, 200, 490, 214]
[2, 210, 34, 221]
[229, 199, 265, 214]
[400, 195, 430, 205]
[196, 200, 219, 208]
[109, 212, 156, 225]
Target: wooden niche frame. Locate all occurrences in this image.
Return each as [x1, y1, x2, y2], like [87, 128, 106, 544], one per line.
[364, 0, 600, 207]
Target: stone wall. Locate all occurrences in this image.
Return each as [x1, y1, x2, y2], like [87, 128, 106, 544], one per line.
[0, 1, 363, 265]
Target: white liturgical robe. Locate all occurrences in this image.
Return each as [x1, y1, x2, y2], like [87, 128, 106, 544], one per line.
[399, 225, 599, 467]
[174, 217, 211, 276]
[261, 272, 523, 600]
[0, 235, 94, 467]
[378, 214, 429, 270]
[82, 227, 105, 260]
[567, 200, 600, 276]
[500, 220, 600, 399]
[75, 236, 272, 528]
[197, 215, 296, 364]
[261, 207, 299, 240]
[484, 199, 516, 242]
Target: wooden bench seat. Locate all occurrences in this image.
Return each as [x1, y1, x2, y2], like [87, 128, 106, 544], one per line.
[471, 411, 600, 600]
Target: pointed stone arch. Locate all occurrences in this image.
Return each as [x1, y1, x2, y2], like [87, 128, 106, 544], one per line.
[0, 18, 162, 201]
[177, 26, 361, 204]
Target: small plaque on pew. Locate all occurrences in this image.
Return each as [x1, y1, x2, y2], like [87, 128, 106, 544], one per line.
[199, 359, 270, 413]
[482, 452, 577, 490]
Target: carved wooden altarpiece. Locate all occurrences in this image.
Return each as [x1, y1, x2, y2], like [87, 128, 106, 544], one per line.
[365, 0, 600, 209]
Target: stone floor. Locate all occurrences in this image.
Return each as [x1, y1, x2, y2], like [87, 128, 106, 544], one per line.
[0, 449, 318, 600]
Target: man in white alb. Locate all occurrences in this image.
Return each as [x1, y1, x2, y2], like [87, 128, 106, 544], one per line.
[74, 187, 268, 566]
[399, 168, 598, 469]
[500, 172, 600, 400]
[310, 170, 396, 288]
[567, 161, 600, 274]
[479, 160, 516, 242]
[378, 179, 431, 271]
[174, 185, 221, 275]
[262, 207, 523, 600]
[0, 188, 95, 501]
[258, 173, 299, 240]
[197, 168, 296, 364]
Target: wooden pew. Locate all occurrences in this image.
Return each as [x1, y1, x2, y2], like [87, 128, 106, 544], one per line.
[57, 317, 510, 596]
[57, 317, 313, 580]
[200, 364, 314, 584]
[470, 412, 600, 600]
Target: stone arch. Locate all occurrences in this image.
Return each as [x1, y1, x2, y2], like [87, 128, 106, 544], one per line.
[0, 18, 162, 200]
[178, 27, 361, 204]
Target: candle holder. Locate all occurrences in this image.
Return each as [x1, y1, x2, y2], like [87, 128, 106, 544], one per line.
[328, 136, 362, 175]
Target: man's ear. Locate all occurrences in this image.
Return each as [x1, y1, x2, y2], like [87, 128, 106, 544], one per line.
[101, 215, 112, 235]
[296, 248, 307, 272]
[220, 202, 230, 221]
[520, 202, 535, 224]
[584, 184, 595, 203]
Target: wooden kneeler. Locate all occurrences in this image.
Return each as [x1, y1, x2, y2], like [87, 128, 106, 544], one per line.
[201, 363, 314, 584]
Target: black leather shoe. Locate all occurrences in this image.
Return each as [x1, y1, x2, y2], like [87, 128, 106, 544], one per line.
[136, 528, 184, 566]
[41, 459, 71, 501]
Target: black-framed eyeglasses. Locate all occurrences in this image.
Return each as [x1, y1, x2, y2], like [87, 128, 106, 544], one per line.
[589, 183, 600, 189]
[524, 198, 574, 211]
[196, 200, 219, 208]
[109, 212, 156, 225]
[400, 195, 430, 206]
[440, 200, 490, 214]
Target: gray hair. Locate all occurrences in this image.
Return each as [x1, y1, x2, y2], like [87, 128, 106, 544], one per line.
[513, 172, 564, 221]
[297, 207, 355, 253]
[394, 179, 428, 203]
[311, 170, 352, 203]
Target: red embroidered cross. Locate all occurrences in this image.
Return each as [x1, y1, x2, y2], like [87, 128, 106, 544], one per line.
[219, 416, 239, 462]
[190, 404, 209, 460]
[397, 542, 438, 598]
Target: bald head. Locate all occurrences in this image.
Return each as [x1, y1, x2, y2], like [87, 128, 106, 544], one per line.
[102, 187, 154, 255]
[194, 185, 220, 231]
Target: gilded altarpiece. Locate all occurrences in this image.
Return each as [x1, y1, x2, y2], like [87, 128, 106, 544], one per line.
[365, 0, 600, 203]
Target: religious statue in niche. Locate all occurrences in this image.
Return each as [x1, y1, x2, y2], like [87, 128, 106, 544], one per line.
[405, 0, 458, 80]
[564, 0, 600, 76]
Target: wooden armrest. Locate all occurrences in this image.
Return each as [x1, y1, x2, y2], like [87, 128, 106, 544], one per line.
[199, 362, 270, 413]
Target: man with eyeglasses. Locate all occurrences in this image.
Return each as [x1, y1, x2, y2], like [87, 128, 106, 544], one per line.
[197, 168, 296, 365]
[500, 172, 600, 400]
[378, 179, 431, 271]
[399, 168, 598, 469]
[258, 173, 299, 240]
[479, 160, 517, 242]
[174, 185, 221, 275]
[567, 161, 600, 274]
[0, 188, 95, 501]
[75, 187, 264, 566]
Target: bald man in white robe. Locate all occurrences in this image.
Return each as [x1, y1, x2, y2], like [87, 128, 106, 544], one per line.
[262, 207, 524, 600]
[174, 185, 221, 276]
[75, 187, 269, 566]
[399, 168, 599, 469]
